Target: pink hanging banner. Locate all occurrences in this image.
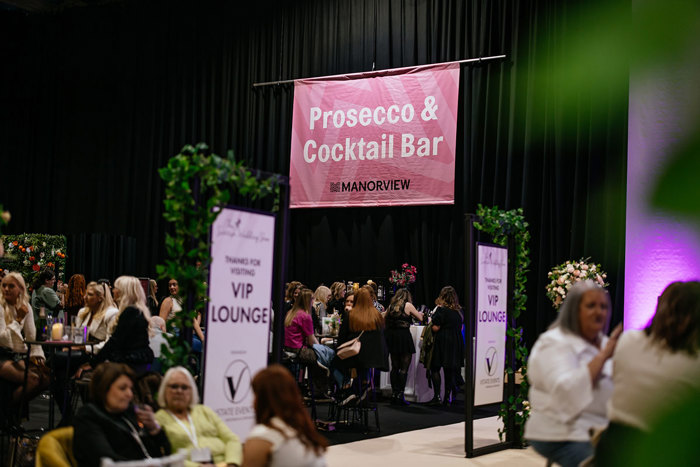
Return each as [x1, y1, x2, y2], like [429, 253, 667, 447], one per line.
[289, 63, 460, 208]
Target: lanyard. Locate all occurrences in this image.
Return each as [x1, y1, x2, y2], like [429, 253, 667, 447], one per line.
[122, 417, 151, 459]
[168, 410, 199, 448]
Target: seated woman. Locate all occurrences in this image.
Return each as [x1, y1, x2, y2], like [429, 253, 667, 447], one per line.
[81, 276, 155, 374]
[77, 281, 120, 354]
[0, 272, 49, 402]
[30, 268, 63, 324]
[283, 288, 318, 356]
[335, 287, 388, 403]
[159, 278, 182, 323]
[311, 285, 331, 335]
[525, 280, 622, 467]
[596, 281, 700, 465]
[52, 281, 119, 422]
[155, 366, 242, 467]
[63, 273, 86, 323]
[73, 362, 170, 466]
[244, 364, 327, 467]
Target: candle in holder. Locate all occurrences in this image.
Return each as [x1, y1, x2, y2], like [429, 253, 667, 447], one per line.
[51, 322, 64, 341]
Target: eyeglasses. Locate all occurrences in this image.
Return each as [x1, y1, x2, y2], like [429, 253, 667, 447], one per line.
[167, 384, 191, 391]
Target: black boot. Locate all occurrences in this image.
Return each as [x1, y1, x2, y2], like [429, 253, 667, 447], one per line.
[442, 388, 453, 406]
[395, 371, 410, 406]
[427, 394, 442, 406]
[389, 369, 399, 405]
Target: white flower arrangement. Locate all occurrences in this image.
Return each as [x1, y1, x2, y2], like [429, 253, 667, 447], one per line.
[545, 258, 608, 308]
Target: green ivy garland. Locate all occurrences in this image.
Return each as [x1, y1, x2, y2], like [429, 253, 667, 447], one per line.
[157, 143, 281, 371]
[474, 204, 531, 445]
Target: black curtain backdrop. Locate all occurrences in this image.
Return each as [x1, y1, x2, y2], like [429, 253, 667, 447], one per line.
[0, 0, 627, 347]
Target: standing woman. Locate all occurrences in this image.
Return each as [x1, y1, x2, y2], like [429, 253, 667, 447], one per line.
[0, 272, 49, 402]
[384, 288, 423, 405]
[30, 268, 63, 323]
[63, 273, 86, 323]
[159, 279, 182, 323]
[428, 286, 464, 406]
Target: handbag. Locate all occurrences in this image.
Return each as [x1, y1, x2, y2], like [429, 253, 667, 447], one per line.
[336, 331, 364, 359]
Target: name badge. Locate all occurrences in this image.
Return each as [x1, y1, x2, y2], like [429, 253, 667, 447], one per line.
[190, 447, 212, 463]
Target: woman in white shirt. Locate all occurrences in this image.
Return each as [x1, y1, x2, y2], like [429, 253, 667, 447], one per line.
[244, 364, 327, 467]
[525, 280, 622, 467]
[0, 272, 49, 402]
[596, 281, 700, 465]
[76, 281, 119, 354]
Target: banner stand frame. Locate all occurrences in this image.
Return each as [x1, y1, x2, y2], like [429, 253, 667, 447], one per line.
[464, 213, 517, 457]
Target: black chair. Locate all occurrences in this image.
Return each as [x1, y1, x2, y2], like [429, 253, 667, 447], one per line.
[332, 367, 380, 433]
[281, 350, 318, 421]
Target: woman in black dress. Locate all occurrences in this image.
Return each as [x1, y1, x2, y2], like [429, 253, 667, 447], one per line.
[384, 288, 423, 405]
[335, 288, 388, 404]
[429, 286, 464, 406]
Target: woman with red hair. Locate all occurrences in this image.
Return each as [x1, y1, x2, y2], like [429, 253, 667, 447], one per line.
[64, 273, 86, 322]
[244, 364, 327, 466]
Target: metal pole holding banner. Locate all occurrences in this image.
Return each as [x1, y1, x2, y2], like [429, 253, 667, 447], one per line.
[464, 213, 515, 457]
[271, 181, 291, 363]
[253, 55, 507, 88]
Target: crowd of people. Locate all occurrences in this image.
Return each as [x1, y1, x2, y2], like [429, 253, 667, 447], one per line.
[3, 263, 698, 467]
[281, 280, 466, 408]
[525, 280, 700, 467]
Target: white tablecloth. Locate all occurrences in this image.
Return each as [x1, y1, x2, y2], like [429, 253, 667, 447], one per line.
[379, 325, 436, 402]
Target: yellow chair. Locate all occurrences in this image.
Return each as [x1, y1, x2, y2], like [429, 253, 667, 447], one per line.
[35, 426, 77, 467]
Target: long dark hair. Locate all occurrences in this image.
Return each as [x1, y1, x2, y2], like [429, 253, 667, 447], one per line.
[646, 281, 700, 355]
[252, 364, 327, 456]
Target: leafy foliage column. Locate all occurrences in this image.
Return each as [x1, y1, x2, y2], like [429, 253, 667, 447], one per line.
[474, 205, 531, 444]
[157, 143, 279, 371]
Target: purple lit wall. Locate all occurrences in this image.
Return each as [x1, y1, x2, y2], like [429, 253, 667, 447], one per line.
[624, 56, 700, 330]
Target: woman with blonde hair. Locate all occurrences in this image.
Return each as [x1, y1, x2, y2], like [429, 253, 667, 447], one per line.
[327, 282, 346, 316]
[147, 279, 159, 317]
[76, 281, 119, 354]
[311, 285, 331, 335]
[0, 271, 49, 402]
[89, 275, 154, 372]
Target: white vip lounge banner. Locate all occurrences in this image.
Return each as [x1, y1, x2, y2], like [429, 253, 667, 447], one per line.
[203, 206, 275, 440]
[474, 243, 508, 406]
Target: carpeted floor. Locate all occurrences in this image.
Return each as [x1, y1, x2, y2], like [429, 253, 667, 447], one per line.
[312, 391, 500, 445]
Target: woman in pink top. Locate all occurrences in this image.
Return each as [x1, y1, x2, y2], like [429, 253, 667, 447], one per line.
[284, 288, 318, 351]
